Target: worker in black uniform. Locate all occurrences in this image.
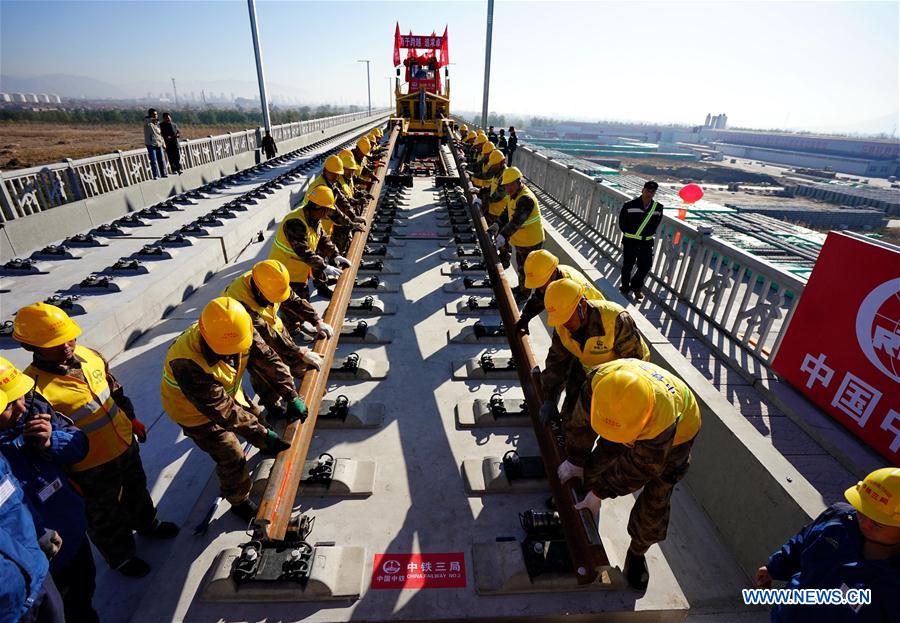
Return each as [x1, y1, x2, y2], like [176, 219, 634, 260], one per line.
[618, 181, 663, 301]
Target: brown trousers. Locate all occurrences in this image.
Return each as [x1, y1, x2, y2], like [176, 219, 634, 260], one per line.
[513, 242, 543, 294]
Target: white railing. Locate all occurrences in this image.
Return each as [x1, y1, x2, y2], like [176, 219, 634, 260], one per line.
[515, 145, 808, 364]
[0, 109, 391, 221]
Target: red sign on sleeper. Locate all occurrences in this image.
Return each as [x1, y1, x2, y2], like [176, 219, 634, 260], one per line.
[371, 553, 466, 589]
[771, 232, 899, 462]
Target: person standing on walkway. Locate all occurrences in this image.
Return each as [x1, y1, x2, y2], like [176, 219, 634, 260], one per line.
[619, 180, 663, 300]
[507, 127, 518, 165]
[12, 302, 179, 578]
[557, 358, 701, 592]
[261, 131, 278, 160]
[143, 108, 168, 179]
[160, 112, 182, 174]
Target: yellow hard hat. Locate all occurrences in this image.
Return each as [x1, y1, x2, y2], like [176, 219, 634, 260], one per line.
[481, 141, 495, 156]
[460, 124, 468, 134]
[339, 151, 359, 171]
[476, 129, 486, 137]
[544, 278, 584, 327]
[306, 185, 336, 210]
[13, 302, 82, 348]
[374, 127, 383, 138]
[845, 468, 900, 527]
[474, 134, 487, 146]
[523, 250, 560, 289]
[0, 389, 7, 411]
[500, 166, 523, 186]
[591, 367, 654, 445]
[0, 357, 35, 403]
[251, 259, 291, 304]
[199, 297, 253, 355]
[488, 150, 506, 167]
[324, 155, 344, 175]
[356, 137, 371, 156]
[464, 131, 477, 143]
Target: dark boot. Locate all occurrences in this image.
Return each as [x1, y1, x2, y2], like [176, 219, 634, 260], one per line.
[137, 519, 180, 539]
[229, 499, 259, 523]
[115, 557, 151, 578]
[623, 550, 649, 591]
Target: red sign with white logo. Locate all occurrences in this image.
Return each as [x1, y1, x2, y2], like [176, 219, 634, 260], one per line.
[371, 553, 466, 589]
[772, 232, 899, 462]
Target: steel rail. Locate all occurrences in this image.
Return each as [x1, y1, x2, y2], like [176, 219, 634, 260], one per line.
[448, 135, 609, 584]
[254, 123, 399, 541]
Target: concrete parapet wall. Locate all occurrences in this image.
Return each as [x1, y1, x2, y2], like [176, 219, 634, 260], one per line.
[540, 223, 827, 581]
[1, 113, 389, 259]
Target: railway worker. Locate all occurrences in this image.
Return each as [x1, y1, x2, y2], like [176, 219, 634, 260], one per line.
[12, 302, 179, 578]
[538, 277, 649, 427]
[469, 133, 487, 168]
[473, 148, 508, 225]
[619, 180, 663, 301]
[338, 149, 371, 211]
[223, 260, 332, 417]
[475, 141, 496, 188]
[490, 166, 545, 301]
[515, 250, 605, 336]
[160, 297, 305, 523]
[557, 358, 701, 592]
[756, 468, 900, 622]
[352, 137, 377, 189]
[268, 185, 351, 314]
[307, 155, 367, 256]
[0, 359, 100, 622]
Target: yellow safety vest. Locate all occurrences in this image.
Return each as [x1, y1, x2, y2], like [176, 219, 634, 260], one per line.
[591, 359, 701, 446]
[471, 154, 488, 188]
[160, 324, 250, 429]
[307, 174, 334, 235]
[506, 185, 544, 247]
[557, 265, 605, 302]
[488, 168, 508, 217]
[27, 346, 132, 472]
[223, 272, 285, 335]
[555, 299, 650, 371]
[269, 206, 322, 283]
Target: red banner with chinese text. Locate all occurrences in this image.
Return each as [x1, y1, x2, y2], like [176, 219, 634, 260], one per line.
[771, 232, 899, 463]
[398, 34, 443, 49]
[371, 553, 466, 589]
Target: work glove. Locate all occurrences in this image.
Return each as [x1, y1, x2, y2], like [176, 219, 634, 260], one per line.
[315, 320, 334, 339]
[300, 347, 323, 370]
[323, 265, 343, 280]
[334, 255, 352, 269]
[471, 197, 482, 209]
[38, 529, 62, 560]
[557, 459, 584, 484]
[487, 222, 500, 236]
[132, 418, 147, 443]
[514, 315, 530, 336]
[574, 490, 602, 521]
[353, 217, 367, 227]
[538, 400, 559, 426]
[495, 234, 506, 249]
[264, 429, 291, 454]
[285, 397, 309, 424]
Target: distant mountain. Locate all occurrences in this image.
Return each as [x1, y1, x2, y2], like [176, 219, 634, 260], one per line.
[0, 73, 129, 99]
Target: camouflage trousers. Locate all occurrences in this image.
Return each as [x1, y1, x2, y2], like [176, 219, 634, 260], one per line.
[331, 225, 353, 256]
[513, 242, 543, 295]
[280, 281, 317, 335]
[181, 419, 269, 506]
[68, 442, 157, 568]
[583, 437, 694, 555]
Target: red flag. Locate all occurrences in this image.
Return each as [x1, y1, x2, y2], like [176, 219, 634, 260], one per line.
[393, 22, 401, 67]
[439, 25, 449, 67]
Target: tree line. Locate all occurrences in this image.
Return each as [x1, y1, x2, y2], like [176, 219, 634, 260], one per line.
[0, 105, 363, 126]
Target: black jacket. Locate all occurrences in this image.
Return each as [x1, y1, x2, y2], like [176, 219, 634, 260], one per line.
[507, 133, 518, 151]
[618, 196, 663, 240]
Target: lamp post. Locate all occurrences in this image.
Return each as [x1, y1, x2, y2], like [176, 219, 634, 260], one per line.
[247, 0, 272, 134]
[357, 59, 371, 115]
[481, 0, 494, 129]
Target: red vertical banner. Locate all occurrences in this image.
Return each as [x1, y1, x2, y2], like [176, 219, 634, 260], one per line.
[440, 25, 449, 67]
[393, 22, 401, 67]
[771, 232, 900, 463]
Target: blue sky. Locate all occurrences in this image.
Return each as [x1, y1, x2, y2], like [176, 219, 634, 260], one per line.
[1, 0, 898, 133]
